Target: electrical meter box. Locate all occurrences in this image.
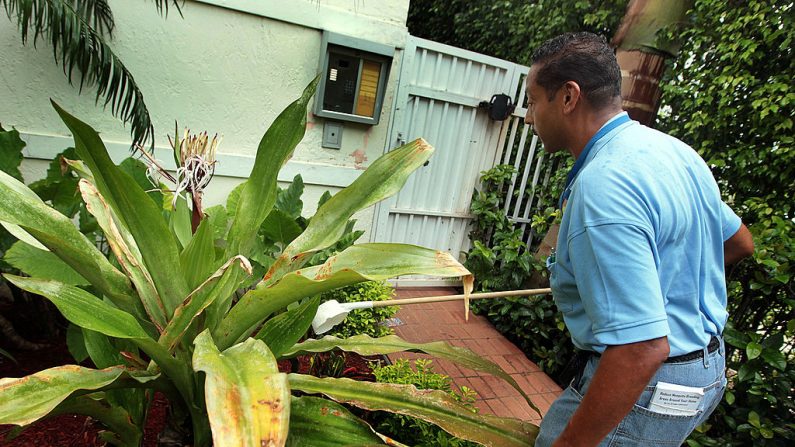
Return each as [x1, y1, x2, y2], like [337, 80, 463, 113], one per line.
[315, 31, 394, 125]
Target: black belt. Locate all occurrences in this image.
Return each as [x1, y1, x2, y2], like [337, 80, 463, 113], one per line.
[665, 336, 720, 363]
[587, 336, 720, 363]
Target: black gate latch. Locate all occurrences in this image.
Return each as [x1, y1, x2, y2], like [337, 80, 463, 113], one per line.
[479, 93, 515, 121]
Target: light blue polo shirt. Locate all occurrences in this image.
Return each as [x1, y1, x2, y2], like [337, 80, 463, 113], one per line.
[549, 113, 741, 356]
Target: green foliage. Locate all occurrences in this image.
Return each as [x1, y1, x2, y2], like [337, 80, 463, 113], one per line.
[656, 1, 794, 445]
[466, 165, 538, 291]
[0, 125, 24, 182]
[0, 82, 533, 446]
[305, 219, 365, 266]
[370, 358, 480, 447]
[26, 147, 111, 241]
[0, 126, 26, 270]
[320, 280, 398, 338]
[308, 351, 347, 378]
[408, 0, 626, 64]
[28, 148, 81, 218]
[223, 174, 364, 279]
[5, 241, 88, 286]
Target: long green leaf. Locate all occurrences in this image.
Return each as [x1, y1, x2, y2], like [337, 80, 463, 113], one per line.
[52, 101, 189, 317]
[118, 157, 165, 208]
[192, 331, 290, 447]
[4, 275, 150, 340]
[170, 195, 192, 250]
[4, 240, 88, 285]
[287, 138, 432, 256]
[286, 396, 391, 447]
[0, 365, 142, 426]
[225, 76, 319, 259]
[224, 181, 246, 219]
[205, 204, 229, 240]
[216, 243, 471, 349]
[289, 374, 538, 447]
[179, 218, 217, 290]
[265, 138, 433, 282]
[256, 296, 320, 359]
[79, 179, 167, 331]
[283, 334, 539, 415]
[0, 170, 138, 315]
[159, 256, 252, 352]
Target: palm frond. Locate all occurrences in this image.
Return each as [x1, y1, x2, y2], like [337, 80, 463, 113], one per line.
[2, 0, 155, 150]
[71, 0, 115, 36]
[150, 0, 184, 17]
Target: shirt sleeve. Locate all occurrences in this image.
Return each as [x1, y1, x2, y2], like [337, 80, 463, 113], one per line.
[567, 222, 670, 346]
[720, 201, 742, 241]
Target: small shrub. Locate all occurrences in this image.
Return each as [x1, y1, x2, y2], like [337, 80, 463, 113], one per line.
[370, 359, 481, 447]
[320, 281, 398, 338]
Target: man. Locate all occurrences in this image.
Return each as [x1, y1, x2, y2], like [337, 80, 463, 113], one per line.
[526, 33, 754, 446]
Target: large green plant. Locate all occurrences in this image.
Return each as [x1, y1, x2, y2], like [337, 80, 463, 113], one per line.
[0, 79, 539, 446]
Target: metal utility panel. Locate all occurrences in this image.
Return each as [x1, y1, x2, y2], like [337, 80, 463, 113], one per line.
[373, 36, 525, 282]
[315, 31, 394, 125]
[322, 121, 343, 149]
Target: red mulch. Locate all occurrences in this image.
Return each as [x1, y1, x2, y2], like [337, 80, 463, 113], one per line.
[1, 339, 378, 446]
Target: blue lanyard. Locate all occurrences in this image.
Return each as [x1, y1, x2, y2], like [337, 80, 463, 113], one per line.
[558, 114, 631, 208]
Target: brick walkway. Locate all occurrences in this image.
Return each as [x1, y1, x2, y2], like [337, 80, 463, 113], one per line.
[387, 287, 562, 424]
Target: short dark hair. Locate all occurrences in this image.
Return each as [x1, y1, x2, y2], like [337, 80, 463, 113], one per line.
[531, 32, 621, 109]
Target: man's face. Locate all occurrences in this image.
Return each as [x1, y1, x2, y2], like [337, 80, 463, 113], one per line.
[524, 65, 565, 153]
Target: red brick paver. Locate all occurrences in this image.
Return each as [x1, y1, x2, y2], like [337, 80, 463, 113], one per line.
[386, 287, 562, 425]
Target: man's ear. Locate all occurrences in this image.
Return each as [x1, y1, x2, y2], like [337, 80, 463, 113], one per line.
[561, 81, 581, 114]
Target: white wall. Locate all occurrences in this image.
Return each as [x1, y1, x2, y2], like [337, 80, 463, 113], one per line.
[1, 0, 410, 240]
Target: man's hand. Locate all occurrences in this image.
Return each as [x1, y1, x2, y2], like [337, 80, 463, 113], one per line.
[552, 337, 670, 446]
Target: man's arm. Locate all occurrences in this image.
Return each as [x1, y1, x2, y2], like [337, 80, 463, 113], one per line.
[724, 223, 754, 266]
[553, 337, 670, 447]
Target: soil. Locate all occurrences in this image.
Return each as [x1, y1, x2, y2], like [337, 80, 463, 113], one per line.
[0, 339, 379, 446]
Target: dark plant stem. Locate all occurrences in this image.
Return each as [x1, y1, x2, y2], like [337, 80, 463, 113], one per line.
[191, 192, 202, 233]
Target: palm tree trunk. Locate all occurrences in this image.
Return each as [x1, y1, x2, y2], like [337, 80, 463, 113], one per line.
[612, 0, 693, 126]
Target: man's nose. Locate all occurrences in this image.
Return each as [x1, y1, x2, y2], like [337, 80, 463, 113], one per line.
[524, 111, 533, 125]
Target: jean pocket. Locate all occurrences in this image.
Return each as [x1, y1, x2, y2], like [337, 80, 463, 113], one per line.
[612, 403, 703, 446]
